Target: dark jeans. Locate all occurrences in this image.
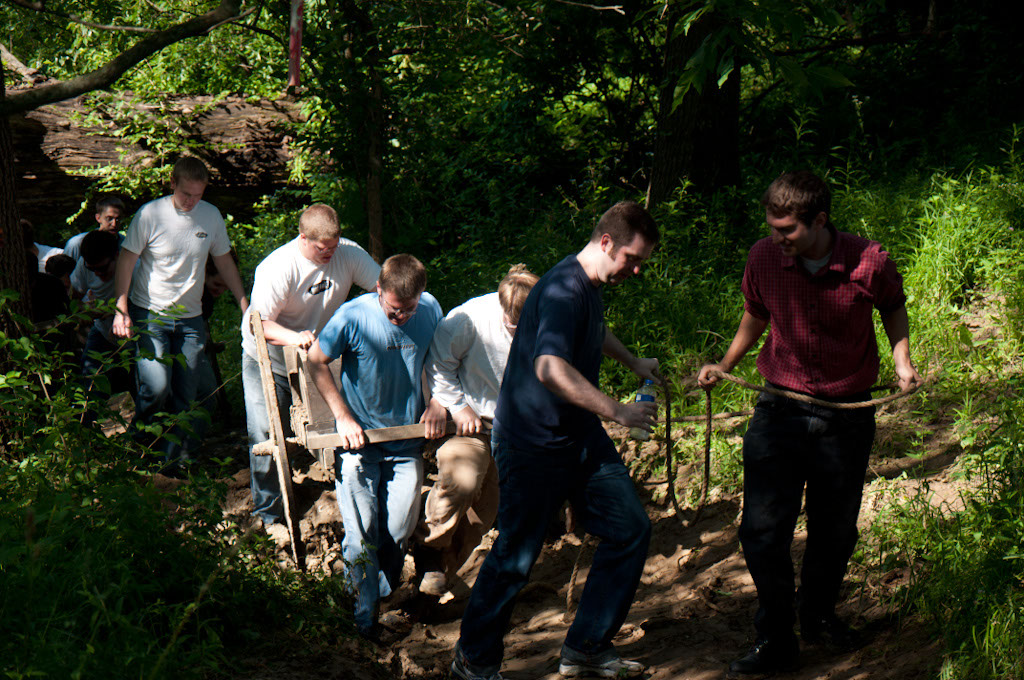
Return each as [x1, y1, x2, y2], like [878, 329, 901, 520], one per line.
[739, 390, 875, 639]
[458, 427, 651, 669]
[80, 326, 134, 399]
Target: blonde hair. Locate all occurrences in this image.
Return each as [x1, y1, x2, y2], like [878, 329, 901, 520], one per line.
[498, 264, 539, 325]
[299, 203, 341, 241]
[379, 254, 426, 300]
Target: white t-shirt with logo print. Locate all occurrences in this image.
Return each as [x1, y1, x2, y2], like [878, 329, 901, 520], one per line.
[240, 236, 380, 376]
[122, 195, 230, 317]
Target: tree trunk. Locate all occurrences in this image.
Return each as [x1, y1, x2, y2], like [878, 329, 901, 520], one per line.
[647, 10, 740, 207]
[1, 64, 32, 329]
[340, 0, 385, 261]
[366, 65, 384, 262]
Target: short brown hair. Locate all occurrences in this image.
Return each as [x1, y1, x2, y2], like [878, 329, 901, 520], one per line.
[761, 171, 831, 226]
[590, 201, 660, 247]
[171, 157, 209, 185]
[379, 254, 426, 300]
[95, 195, 126, 214]
[497, 264, 539, 326]
[299, 204, 341, 241]
[45, 253, 76, 278]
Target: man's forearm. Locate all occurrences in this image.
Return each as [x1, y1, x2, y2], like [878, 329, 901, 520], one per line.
[262, 318, 307, 347]
[602, 328, 637, 372]
[535, 354, 621, 421]
[113, 250, 140, 314]
[719, 311, 769, 372]
[309, 357, 353, 422]
[881, 305, 912, 363]
[213, 252, 249, 310]
[880, 305, 921, 374]
[426, 369, 467, 414]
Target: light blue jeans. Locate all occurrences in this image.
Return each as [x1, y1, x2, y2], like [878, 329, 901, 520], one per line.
[241, 352, 291, 524]
[336, 443, 424, 633]
[129, 303, 206, 464]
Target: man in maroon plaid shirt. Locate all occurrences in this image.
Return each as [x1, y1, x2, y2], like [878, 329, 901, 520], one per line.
[698, 171, 921, 675]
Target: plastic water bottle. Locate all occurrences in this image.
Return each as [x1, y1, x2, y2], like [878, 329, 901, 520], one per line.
[630, 379, 657, 441]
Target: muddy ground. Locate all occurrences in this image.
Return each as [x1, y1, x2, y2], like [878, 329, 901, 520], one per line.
[205, 393, 959, 680]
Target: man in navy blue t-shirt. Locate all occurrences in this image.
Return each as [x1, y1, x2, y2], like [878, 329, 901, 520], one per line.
[452, 201, 661, 680]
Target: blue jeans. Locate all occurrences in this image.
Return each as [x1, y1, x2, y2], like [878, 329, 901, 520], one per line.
[336, 444, 424, 633]
[739, 390, 876, 639]
[130, 303, 207, 464]
[458, 428, 651, 670]
[241, 352, 291, 524]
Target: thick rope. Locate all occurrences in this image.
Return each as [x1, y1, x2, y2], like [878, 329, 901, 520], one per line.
[666, 369, 918, 530]
[706, 369, 917, 409]
[564, 368, 919, 616]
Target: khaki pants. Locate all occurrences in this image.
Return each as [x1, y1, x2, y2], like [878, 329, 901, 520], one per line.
[421, 433, 499, 574]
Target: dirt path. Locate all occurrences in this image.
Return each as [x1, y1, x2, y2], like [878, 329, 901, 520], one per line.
[217, 403, 956, 680]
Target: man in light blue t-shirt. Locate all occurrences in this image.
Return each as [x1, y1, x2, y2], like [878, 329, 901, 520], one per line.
[307, 253, 444, 638]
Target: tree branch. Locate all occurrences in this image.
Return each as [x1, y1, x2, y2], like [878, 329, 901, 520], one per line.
[227, 0, 284, 45]
[0, 0, 245, 116]
[2, 0, 158, 33]
[551, 0, 624, 14]
[0, 42, 46, 84]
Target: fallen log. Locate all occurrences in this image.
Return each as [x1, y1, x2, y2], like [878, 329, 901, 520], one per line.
[7, 90, 304, 231]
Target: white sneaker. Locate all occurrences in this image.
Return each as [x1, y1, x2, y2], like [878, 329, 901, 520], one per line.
[558, 644, 644, 678]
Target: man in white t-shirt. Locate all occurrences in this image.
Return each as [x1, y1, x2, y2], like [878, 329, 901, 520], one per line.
[415, 264, 538, 597]
[241, 203, 380, 527]
[112, 157, 248, 468]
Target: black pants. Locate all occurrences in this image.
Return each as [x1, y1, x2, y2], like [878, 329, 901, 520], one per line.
[739, 389, 876, 639]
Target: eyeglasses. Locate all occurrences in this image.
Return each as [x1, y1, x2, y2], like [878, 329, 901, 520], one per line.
[379, 293, 418, 319]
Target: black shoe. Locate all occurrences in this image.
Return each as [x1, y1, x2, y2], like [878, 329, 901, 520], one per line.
[728, 637, 799, 675]
[800, 614, 864, 651]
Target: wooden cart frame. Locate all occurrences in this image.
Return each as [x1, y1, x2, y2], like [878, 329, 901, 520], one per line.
[248, 310, 454, 570]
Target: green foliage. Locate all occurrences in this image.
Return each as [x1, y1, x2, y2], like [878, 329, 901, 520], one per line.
[0, 1, 285, 98]
[667, 0, 851, 105]
[866, 380, 1024, 680]
[0, 307, 366, 680]
[67, 91, 233, 220]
